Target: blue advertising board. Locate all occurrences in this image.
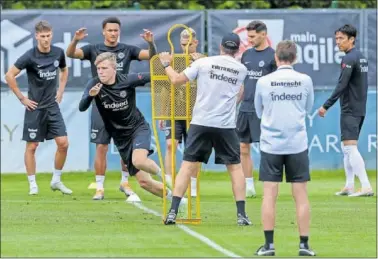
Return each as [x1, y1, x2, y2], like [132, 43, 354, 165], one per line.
[89, 90, 377, 172]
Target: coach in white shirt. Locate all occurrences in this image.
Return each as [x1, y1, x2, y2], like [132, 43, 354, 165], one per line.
[253, 40, 316, 256]
[158, 33, 251, 226]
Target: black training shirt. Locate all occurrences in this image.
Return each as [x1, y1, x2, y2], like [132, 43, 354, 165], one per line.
[14, 46, 66, 109]
[323, 47, 368, 116]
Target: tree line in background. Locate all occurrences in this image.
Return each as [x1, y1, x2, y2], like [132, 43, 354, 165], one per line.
[2, 0, 377, 10]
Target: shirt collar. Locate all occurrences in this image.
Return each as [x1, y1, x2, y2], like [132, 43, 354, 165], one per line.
[277, 65, 293, 70]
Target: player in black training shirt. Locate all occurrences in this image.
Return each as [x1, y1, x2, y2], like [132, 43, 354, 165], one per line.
[67, 17, 157, 200]
[5, 21, 72, 195]
[79, 52, 188, 205]
[237, 21, 276, 197]
[318, 24, 373, 197]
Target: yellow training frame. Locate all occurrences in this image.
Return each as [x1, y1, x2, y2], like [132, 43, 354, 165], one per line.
[150, 24, 201, 224]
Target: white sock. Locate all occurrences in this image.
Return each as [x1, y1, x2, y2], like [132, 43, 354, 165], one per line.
[191, 177, 197, 191]
[28, 175, 36, 186]
[121, 170, 129, 183]
[96, 175, 105, 190]
[156, 168, 163, 181]
[166, 189, 172, 200]
[342, 145, 355, 189]
[348, 145, 371, 189]
[51, 169, 62, 184]
[246, 177, 254, 189]
[165, 174, 173, 186]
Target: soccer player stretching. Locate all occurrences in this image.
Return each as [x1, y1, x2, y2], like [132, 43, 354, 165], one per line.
[159, 33, 251, 226]
[5, 21, 72, 195]
[318, 24, 373, 197]
[254, 40, 315, 256]
[66, 17, 157, 200]
[79, 52, 187, 206]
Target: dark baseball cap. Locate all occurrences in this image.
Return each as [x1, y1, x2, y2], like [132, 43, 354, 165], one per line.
[221, 33, 241, 50]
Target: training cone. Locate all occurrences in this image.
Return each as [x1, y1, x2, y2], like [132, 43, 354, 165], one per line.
[88, 182, 97, 189]
[126, 193, 142, 203]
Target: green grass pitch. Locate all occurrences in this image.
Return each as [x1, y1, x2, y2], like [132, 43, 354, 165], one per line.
[1, 170, 376, 257]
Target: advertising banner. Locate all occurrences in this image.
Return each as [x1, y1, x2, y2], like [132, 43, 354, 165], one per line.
[1, 10, 205, 88]
[208, 10, 364, 87]
[366, 10, 377, 87]
[1, 91, 90, 173]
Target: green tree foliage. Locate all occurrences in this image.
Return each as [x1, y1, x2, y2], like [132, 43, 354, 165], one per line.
[1, 0, 376, 9]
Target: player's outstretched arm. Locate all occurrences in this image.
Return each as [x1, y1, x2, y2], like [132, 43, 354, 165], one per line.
[159, 52, 192, 86]
[138, 29, 157, 60]
[127, 72, 151, 88]
[79, 80, 100, 111]
[66, 28, 87, 59]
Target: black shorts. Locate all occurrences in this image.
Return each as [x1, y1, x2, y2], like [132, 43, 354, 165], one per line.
[183, 124, 240, 165]
[164, 120, 187, 144]
[90, 104, 111, 144]
[340, 114, 365, 141]
[259, 149, 310, 183]
[236, 111, 261, 143]
[115, 122, 154, 176]
[22, 106, 67, 142]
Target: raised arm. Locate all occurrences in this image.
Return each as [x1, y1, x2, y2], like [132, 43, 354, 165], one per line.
[66, 28, 88, 59]
[79, 80, 101, 112]
[138, 29, 157, 60]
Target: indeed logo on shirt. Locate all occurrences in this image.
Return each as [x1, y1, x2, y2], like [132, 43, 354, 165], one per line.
[360, 65, 368, 73]
[116, 62, 123, 71]
[270, 92, 302, 101]
[102, 100, 128, 111]
[247, 69, 262, 79]
[209, 71, 238, 85]
[38, 69, 57, 80]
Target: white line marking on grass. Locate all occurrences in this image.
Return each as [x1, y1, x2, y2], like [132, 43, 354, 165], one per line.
[132, 202, 242, 258]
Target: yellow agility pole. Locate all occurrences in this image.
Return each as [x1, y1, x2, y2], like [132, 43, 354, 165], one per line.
[150, 24, 201, 224]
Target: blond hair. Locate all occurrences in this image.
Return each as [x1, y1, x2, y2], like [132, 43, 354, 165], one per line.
[94, 52, 117, 68]
[180, 27, 196, 40]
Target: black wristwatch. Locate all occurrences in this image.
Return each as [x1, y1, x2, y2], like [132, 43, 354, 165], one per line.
[162, 61, 170, 68]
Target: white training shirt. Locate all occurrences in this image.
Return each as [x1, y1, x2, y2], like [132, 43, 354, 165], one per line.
[183, 55, 248, 128]
[254, 65, 314, 154]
